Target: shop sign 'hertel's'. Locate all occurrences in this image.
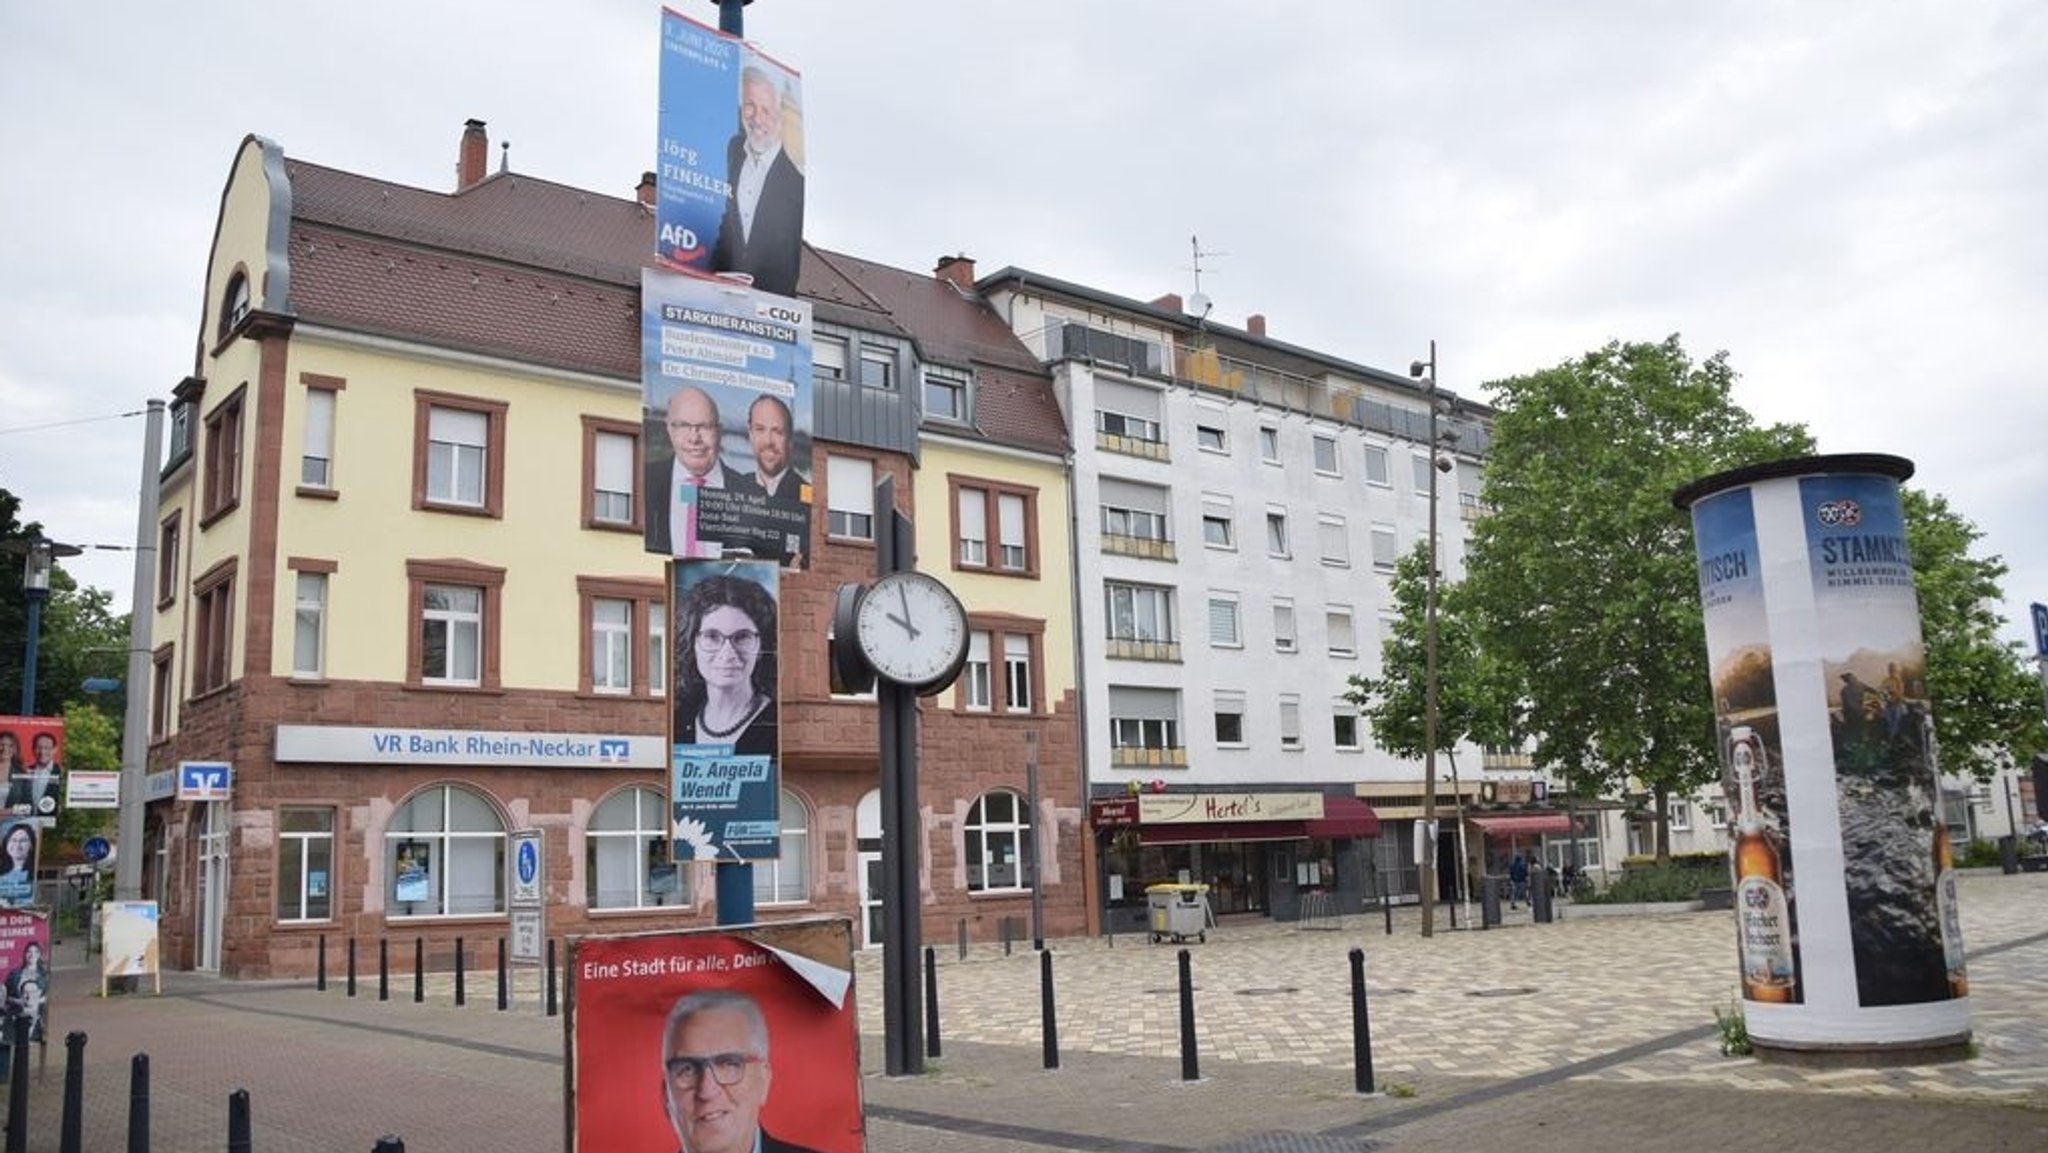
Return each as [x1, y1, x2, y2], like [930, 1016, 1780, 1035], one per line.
[1138, 792, 1326, 825]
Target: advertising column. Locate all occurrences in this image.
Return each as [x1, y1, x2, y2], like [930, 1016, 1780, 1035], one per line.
[1677, 454, 1969, 1053]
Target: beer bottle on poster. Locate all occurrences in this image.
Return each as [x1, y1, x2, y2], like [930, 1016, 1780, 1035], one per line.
[1729, 727, 1796, 1002]
[1925, 715, 1968, 997]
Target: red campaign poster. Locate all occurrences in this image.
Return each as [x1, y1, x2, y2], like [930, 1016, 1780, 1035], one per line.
[569, 918, 862, 1153]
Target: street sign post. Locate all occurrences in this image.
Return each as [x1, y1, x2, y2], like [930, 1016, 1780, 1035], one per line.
[2031, 602, 2048, 659]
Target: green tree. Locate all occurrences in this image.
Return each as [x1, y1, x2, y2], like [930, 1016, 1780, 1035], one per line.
[1345, 541, 1518, 761]
[1902, 488, 2044, 780]
[1461, 336, 1812, 862]
[0, 483, 130, 718]
[52, 699, 120, 851]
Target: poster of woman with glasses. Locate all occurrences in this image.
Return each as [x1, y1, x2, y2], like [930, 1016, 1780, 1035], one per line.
[671, 561, 781, 862]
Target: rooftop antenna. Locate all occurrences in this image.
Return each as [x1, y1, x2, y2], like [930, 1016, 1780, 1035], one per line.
[499, 140, 511, 174]
[1186, 234, 1226, 320]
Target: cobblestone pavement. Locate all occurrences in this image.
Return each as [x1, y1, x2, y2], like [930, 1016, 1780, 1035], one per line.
[0, 871, 2040, 1151]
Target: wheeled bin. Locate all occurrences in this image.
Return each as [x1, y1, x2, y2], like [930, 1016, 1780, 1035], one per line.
[1145, 882, 1211, 943]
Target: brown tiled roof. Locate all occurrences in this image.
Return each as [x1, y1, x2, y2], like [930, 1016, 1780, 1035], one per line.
[809, 250, 1068, 457]
[280, 159, 909, 376]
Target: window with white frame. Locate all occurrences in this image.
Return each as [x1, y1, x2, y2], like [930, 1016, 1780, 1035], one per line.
[924, 369, 968, 422]
[1214, 690, 1247, 745]
[591, 597, 633, 694]
[1109, 686, 1181, 753]
[1313, 434, 1339, 476]
[1201, 496, 1235, 549]
[858, 345, 895, 389]
[386, 785, 505, 916]
[1105, 582, 1175, 644]
[587, 787, 680, 909]
[426, 406, 488, 507]
[957, 487, 988, 565]
[1318, 514, 1349, 567]
[301, 386, 336, 489]
[592, 429, 635, 525]
[1364, 443, 1390, 487]
[955, 481, 1036, 574]
[1259, 426, 1281, 464]
[1279, 695, 1303, 749]
[1273, 599, 1298, 652]
[1669, 799, 1693, 832]
[813, 335, 847, 382]
[1098, 409, 1163, 443]
[964, 790, 1032, 892]
[997, 493, 1028, 571]
[1327, 607, 1357, 656]
[1097, 380, 1164, 444]
[1370, 524, 1399, 571]
[648, 601, 667, 697]
[1265, 510, 1289, 557]
[1003, 634, 1033, 713]
[291, 571, 327, 678]
[276, 807, 334, 922]
[826, 455, 875, 540]
[421, 584, 483, 686]
[1195, 422, 1228, 453]
[962, 632, 993, 710]
[754, 789, 811, 904]
[1207, 594, 1241, 647]
[1332, 701, 1362, 750]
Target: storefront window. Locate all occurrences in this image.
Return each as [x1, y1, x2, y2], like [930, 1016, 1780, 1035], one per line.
[965, 790, 1030, 892]
[277, 807, 335, 922]
[386, 784, 506, 917]
[588, 787, 678, 910]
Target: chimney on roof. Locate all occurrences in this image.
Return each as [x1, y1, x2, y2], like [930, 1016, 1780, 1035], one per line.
[457, 119, 489, 190]
[1247, 313, 1267, 338]
[934, 253, 976, 292]
[1151, 293, 1184, 314]
[637, 171, 657, 207]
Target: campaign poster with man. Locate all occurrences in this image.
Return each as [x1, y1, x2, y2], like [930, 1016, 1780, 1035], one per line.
[1, 716, 66, 819]
[0, 909, 51, 1045]
[641, 267, 813, 567]
[655, 9, 806, 297]
[671, 561, 781, 862]
[567, 919, 862, 1153]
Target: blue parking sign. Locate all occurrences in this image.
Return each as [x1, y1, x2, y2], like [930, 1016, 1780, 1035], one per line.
[2032, 602, 2048, 659]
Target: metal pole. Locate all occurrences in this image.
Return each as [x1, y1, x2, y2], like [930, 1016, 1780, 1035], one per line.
[5, 1015, 27, 1153]
[17, 580, 42, 716]
[227, 1089, 252, 1153]
[1449, 750, 1472, 927]
[1349, 947, 1374, 1094]
[126, 1053, 149, 1153]
[1026, 733, 1044, 950]
[116, 399, 165, 901]
[922, 946, 941, 1058]
[1039, 949, 1059, 1069]
[876, 476, 923, 1076]
[713, 0, 751, 38]
[1176, 948, 1199, 1082]
[1421, 339, 1440, 938]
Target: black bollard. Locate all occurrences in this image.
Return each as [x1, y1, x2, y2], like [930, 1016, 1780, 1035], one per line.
[1177, 948, 1199, 1082]
[1380, 877, 1393, 936]
[546, 939, 559, 1018]
[1040, 949, 1059, 1070]
[227, 1088, 252, 1153]
[956, 918, 967, 962]
[1448, 896, 1458, 930]
[454, 938, 466, 1007]
[1532, 868, 1554, 924]
[346, 938, 358, 998]
[1001, 916, 1013, 957]
[126, 1053, 149, 1153]
[379, 938, 390, 1002]
[317, 933, 327, 992]
[371, 1139, 405, 1153]
[497, 938, 509, 1012]
[1349, 947, 1374, 1094]
[922, 947, 941, 1059]
[414, 938, 425, 1004]
[6, 1015, 28, 1153]
[61, 1031, 86, 1153]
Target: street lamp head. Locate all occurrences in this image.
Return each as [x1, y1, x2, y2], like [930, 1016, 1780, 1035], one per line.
[1409, 360, 1429, 380]
[1435, 455, 1454, 474]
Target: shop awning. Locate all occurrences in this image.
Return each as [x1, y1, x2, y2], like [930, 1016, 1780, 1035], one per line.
[1469, 813, 1572, 837]
[1140, 821, 1306, 845]
[1305, 795, 1381, 839]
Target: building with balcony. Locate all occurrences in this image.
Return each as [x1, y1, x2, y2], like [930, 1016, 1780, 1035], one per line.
[139, 124, 1085, 977]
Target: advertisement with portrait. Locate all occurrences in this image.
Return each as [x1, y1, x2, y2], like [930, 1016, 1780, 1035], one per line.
[0, 908, 51, 1044]
[0, 817, 40, 908]
[655, 9, 806, 298]
[641, 267, 813, 567]
[1800, 472, 1960, 1007]
[1692, 487, 1803, 1004]
[567, 919, 861, 1153]
[0, 715, 65, 820]
[672, 560, 781, 862]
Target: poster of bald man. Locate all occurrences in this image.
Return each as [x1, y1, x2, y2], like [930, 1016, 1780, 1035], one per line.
[656, 9, 805, 297]
[642, 268, 813, 567]
[568, 918, 861, 1153]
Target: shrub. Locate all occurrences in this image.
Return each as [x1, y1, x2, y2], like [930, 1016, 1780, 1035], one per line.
[1579, 862, 1721, 904]
[1955, 839, 2003, 869]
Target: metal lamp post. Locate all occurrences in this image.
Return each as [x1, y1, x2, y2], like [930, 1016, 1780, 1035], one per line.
[1409, 343, 1443, 938]
[6, 535, 84, 714]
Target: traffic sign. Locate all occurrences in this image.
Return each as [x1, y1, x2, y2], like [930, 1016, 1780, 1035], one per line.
[510, 907, 543, 965]
[509, 829, 543, 907]
[2031, 602, 2048, 659]
[82, 836, 111, 863]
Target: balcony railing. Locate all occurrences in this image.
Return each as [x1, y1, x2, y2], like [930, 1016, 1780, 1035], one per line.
[1106, 638, 1182, 662]
[1101, 533, 1176, 562]
[1111, 746, 1189, 769]
[1096, 429, 1170, 462]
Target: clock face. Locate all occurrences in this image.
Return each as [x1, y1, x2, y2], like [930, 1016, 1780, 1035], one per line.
[854, 571, 970, 690]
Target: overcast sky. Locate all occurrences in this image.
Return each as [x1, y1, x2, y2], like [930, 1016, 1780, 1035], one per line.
[3, 1, 2043, 651]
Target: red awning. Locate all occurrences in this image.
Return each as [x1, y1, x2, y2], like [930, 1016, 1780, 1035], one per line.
[1140, 821, 1306, 845]
[1469, 813, 1572, 837]
[1306, 795, 1381, 839]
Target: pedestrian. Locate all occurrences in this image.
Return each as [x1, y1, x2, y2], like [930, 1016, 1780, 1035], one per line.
[1508, 850, 1529, 908]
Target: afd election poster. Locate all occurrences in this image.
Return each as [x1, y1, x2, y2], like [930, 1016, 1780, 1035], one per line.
[568, 920, 862, 1153]
[656, 8, 806, 298]
[1, 715, 66, 819]
[672, 561, 781, 861]
[642, 267, 813, 566]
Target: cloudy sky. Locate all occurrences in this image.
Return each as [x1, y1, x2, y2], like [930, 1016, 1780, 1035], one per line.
[3, 1, 2043, 649]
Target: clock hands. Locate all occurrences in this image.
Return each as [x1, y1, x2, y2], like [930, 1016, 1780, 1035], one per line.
[890, 583, 922, 640]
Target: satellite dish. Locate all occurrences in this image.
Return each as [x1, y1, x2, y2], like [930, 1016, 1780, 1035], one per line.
[1188, 292, 1212, 319]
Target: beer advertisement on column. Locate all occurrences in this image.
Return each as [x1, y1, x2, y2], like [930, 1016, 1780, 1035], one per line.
[671, 560, 782, 861]
[567, 919, 862, 1152]
[1800, 473, 1963, 1006]
[641, 267, 813, 567]
[1692, 487, 1802, 1004]
[656, 8, 806, 297]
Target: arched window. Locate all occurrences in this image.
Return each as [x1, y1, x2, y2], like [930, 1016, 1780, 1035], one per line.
[965, 790, 1031, 893]
[752, 789, 810, 905]
[587, 786, 682, 909]
[385, 784, 505, 917]
[219, 271, 250, 340]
